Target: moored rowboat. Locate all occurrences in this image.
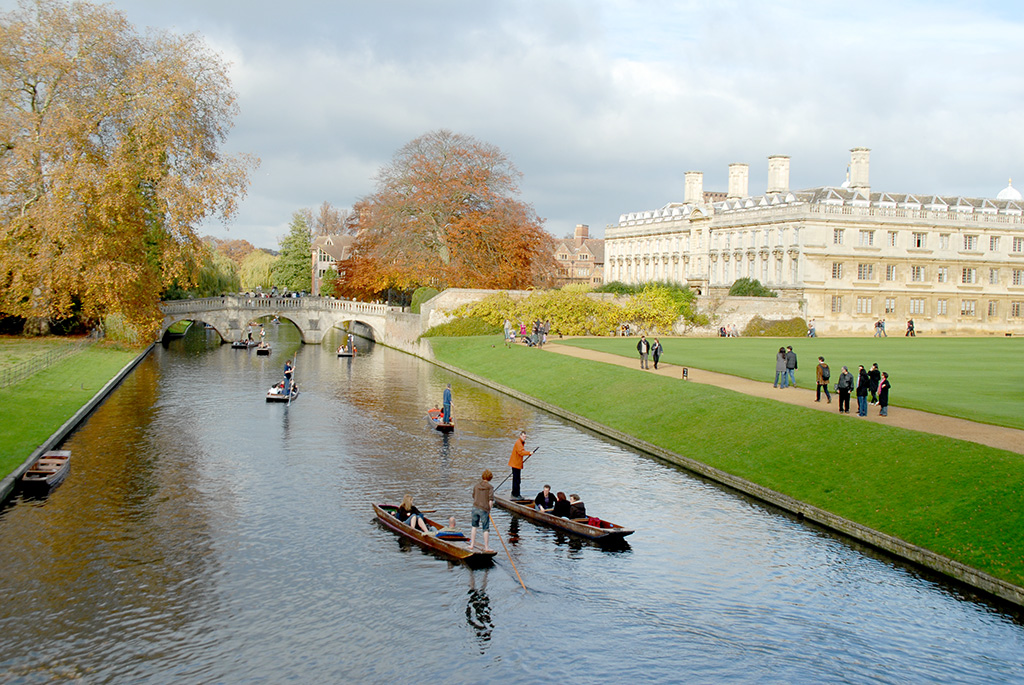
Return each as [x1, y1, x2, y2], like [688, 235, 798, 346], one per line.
[372, 503, 495, 564]
[493, 495, 634, 541]
[21, 450, 71, 493]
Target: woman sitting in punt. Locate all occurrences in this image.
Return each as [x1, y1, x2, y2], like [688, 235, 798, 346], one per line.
[552, 491, 571, 517]
[397, 495, 430, 534]
[568, 494, 586, 519]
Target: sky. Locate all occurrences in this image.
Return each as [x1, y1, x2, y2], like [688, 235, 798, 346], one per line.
[5, 0, 1023, 249]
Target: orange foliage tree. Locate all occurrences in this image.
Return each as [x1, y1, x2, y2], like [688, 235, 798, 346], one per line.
[338, 130, 554, 299]
[0, 0, 256, 337]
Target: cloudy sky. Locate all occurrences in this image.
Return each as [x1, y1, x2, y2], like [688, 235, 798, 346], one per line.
[6, 0, 1023, 249]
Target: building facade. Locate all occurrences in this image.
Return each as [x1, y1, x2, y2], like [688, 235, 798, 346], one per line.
[311, 234, 354, 296]
[553, 224, 605, 288]
[605, 148, 1024, 334]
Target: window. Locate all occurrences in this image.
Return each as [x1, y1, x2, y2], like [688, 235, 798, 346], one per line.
[885, 265, 897, 281]
[989, 269, 999, 285]
[579, 254, 589, 261]
[857, 263, 874, 280]
[937, 299, 948, 315]
[859, 230, 875, 247]
[911, 266, 925, 282]
[912, 232, 927, 248]
[988, 301, 998, 317]
[888, 231, 898, 247]
[776, 258, 783, 283]
[990, 236, 1000, 252]
[964, 235, 978, 251]
[937, 266, 948, 283]
[1014, 237, 1024, 253]
[833, 229, 844, 245]
[885, 297, 897, 314]
[856, 296, 873, 314]
[1014, 269, 1024, 286]
[558, 253, 569, 260]
[961, 267, 977, 284]
[961, 299, 976, 316]
[939, 234, 950, 250]
[831, 296, 843, 313]
[910, 298, 925, 315]
[832, 262, 843, 279]
[1012, 302, 1023, 318]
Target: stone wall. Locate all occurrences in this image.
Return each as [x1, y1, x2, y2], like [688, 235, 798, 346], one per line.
[419, 288, 533, 330]
[690, 295, 806, 336]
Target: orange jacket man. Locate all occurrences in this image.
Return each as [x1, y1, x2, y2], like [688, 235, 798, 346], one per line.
[508, 431, 531, 499]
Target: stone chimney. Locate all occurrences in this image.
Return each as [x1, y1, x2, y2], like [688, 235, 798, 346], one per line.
[727, 163, 749, 199]
[573, 224, 589, 244]
[849, 147, 870, 193]
[684, 171, 704, 204]
[767, 155, 790, 194]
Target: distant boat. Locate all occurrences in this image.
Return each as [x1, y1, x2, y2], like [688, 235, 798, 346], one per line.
[232, 340, 256, 349]
[372, 503, 495, 565]
[493, 495, 634, 542]
[256, 343, 271, 356]
[21, 450, 71, 494]
[427, 408, 454, 433]
[266, 384, 298, 402]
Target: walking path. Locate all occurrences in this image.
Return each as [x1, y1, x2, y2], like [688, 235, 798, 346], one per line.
[543, 343, 1024, 455]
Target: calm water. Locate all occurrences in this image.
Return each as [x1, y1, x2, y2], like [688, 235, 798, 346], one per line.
[1, 323, 1022, 683]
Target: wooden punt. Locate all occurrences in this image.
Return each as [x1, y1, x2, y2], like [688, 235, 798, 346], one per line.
[256, 344, 271, 356]
[372, 503, 495, 564]
[266, 384, 298, 402]
[427, 408, 454, 433]
[336, 350, 354, 358]
[493, 495, 634, 541]
[21, 450, 72, 493]
[231, 340, 256, 349]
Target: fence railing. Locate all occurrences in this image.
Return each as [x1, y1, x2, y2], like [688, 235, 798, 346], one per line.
[0, 339, 93, 389]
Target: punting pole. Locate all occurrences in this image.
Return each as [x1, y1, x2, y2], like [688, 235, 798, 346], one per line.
[489, 512, 527, 592]
[494, 447, 539, 492]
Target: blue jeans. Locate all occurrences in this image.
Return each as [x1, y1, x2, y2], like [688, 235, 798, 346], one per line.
[471, 507, 490, 530]
[775, 371, 786, 387]
[857, 396, 868, 416]
[787, 369, 795, 386]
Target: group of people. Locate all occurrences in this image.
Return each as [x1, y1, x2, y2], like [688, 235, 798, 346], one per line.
[531, 484, 586, 518]
[773, 346, 798, 388]
[718, 324, 740, 337]
[337, 334, 359, 355]
[636, 335, 663, 370]
[873, 319, 888, 337]
[817, 358, 891, 416]
[504, 319, 551, 347]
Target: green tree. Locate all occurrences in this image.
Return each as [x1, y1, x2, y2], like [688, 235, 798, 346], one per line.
[728, 278, 778, 297]
[272, 212, 312, 292]
[0, 0, 257, 337]
[239, 250, 277, 291]
[318, 268, 339, 297]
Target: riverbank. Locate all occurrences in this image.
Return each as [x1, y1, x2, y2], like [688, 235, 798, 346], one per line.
[0, 344, 147, 495]
[427, 335, 1024, 605]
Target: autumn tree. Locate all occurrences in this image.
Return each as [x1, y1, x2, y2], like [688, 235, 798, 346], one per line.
[272, 212, 311, 292]
[340, 129, 553, 298]
[206, 236, 258, 266]
[301, 201, 353, 237]
[0, 0, 256, 337]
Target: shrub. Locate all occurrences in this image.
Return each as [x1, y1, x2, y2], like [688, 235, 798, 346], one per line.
[728, 278, 778, 297]
[421, 316, 501, 338]
[743, 315, 807, 337]
[410, 287, 440, 314]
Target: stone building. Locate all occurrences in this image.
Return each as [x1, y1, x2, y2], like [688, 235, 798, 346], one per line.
[553, 224, 605, 287]
[311, 234, 354, 296]
[605, 148, 1024, 334]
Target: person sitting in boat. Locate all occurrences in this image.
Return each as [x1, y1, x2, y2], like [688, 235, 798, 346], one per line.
[568, 494, 586, 519]
[432, 516, 464, 539]
[552, 491, 571, 517]
[397, 494, 431, 534]
[534, 484, 556, 512]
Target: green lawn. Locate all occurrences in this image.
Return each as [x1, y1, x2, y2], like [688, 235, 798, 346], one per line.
[0, 346, 139, 478]
[557, 336, 1024, 430]
[430, 335, 1024, 588]
[0, 336, 84, 372]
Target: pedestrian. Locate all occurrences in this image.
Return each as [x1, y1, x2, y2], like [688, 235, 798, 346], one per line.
[906, 319, 915, 337]
[836, 365, 854, 414]
[868, 363, 881, 404]
[880, 318, 888, 337]
[873, 320, 881, 337]
[469, 469, 494, 552]
[442, 383, 453, 424]
[652, 338, 663, 370]
[774, 347, 788, 388]
[807, 319, 816, 337]
[508, 431, 532, 499]
[785, 346, 798, 387]
[856, 365, 870, 416]
[637, 335, 650, 370]
[503, 318, 511, 343]
[878, 372, 891, 416]
[815, 356, 831, 404]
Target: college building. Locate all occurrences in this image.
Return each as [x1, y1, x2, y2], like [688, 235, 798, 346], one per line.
[604, 148, 1024, 334]
[553, 224, 604, 288]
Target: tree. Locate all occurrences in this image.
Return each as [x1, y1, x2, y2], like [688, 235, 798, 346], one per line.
[728, 278, 778, 297]
[317, 268, 338, 296]
[239, 250, 277, 291]
[206, 237, 258, 265]
[302, 201, 352, 236]
[340, 129, 553, 298]
[272, 212, 311, 292]
[0, 0, 257, 337]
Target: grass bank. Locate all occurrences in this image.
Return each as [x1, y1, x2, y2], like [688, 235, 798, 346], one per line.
[0, 345, 140, 478]
[430, 335, 1024, 588]
[559, 336, 1024, 430]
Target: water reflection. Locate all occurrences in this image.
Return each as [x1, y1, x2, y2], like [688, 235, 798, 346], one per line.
[466, 569, 493, 650]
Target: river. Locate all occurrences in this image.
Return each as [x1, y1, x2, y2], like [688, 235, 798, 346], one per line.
[1, 322, 1022, 683]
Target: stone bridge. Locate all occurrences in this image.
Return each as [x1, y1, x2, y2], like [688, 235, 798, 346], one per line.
[160, 295, 408, 346]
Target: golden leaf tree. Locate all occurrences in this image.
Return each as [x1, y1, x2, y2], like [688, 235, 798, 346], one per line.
[339, 129, 554, 298]
[0, 0, 257, 337]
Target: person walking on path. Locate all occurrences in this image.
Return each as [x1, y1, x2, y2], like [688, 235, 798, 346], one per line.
[651, 339, 663, 370]
[815, 357, 831, 404]
[774, 347, 788, 388]
[469, 469, 494, 552]
[836, 365, 854, 414]
[807, 319, 816, 337]
[442, 383, 453, 424]
[868, 363, 881, 404]
[856, 365, 870, 417]
[785, 346, 798, 387]
[878, 372, 891, 416]
[637, 335, 651, 370]
[508, 431, 532, 499]
[880, 318, 888, 337]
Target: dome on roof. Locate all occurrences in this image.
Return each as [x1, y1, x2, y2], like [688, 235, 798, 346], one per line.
[997, 178, 1022, 201]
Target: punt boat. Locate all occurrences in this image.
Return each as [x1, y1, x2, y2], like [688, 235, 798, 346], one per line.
[21, 450, 72, 493]
[493, 495, 634, 541]
[372, 503, 495, 565]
